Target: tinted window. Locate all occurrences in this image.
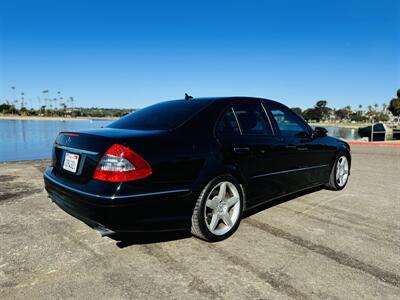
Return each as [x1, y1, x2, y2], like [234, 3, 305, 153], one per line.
[268, 103, 310, 137]
[108, 100, 211, 130]
[216, 108, 240, 136]
[233, 102, 273, 136]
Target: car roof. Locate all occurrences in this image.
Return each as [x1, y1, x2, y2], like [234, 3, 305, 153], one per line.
[178, 96, 283, 106]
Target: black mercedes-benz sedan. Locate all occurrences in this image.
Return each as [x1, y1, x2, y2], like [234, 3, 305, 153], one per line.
[44, 97, 351, 242]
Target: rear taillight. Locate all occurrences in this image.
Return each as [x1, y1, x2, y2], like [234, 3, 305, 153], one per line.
[93, 144, 152, 182]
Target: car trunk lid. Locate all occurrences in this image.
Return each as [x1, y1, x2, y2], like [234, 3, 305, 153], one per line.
[52, 128, 164, 184]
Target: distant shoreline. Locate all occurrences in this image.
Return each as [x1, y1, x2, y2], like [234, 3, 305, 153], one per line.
[0, 115, 117, 121]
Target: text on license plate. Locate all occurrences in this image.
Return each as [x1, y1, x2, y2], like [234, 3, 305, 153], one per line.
[63, 152, 80, 173]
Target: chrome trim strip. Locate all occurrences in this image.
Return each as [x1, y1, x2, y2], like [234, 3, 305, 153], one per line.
[231, 107, 243, 135]
[44, 172, 191, 200]
[261, 102, 275, 136]
[252, 164, 330, 179]
[55, 145, 99, 156]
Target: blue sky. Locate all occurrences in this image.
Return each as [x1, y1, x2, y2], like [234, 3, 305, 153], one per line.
[0, 0, 399, 109]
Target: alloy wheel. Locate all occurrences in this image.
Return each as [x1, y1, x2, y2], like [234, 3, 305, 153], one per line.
[336, 156, 349, 187]
[203, 181, 241, 236]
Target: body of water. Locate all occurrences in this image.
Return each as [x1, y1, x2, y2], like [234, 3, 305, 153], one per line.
[0, 119, 111, 162]
[0, 120, 361, 162]
[324, 126, 361, 141]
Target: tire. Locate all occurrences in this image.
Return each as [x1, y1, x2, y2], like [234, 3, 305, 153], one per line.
[191, 175, 244, 242]
[325, 154, 350, 191]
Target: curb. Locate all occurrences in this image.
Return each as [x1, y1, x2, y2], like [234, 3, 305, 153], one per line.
[348, 141, 400, 147]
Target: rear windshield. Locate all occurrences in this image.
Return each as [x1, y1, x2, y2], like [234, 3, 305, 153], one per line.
[107, 100, 211, 130]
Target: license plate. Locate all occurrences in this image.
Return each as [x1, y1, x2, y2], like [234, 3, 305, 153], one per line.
[63, 152, 80, 173]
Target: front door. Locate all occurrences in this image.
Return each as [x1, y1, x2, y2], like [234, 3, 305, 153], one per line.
[264, 101, 324, 191]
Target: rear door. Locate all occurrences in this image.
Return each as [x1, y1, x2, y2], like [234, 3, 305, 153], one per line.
[216, 101, 288, 206]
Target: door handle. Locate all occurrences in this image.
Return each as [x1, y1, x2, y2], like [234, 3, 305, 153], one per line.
[233, 147, 250, 154]
[286, 145, 308, 151]
[297, 146, 308, 151]
[285, 145, 296, 150]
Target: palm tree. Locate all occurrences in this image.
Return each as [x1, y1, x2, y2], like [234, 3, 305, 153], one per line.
[42, 90, 49, 113]
[11, 86, 16, 101]
[53, 98, 57, 116]
[70, 97, 74, 111]
[60, 102, 67, 116]
[56, 91, 62, 111]
[13, 100, 19, 115]
[20, 92, 25, 108]
[357, 104, 363, 116]
[66, 98, 72, 114]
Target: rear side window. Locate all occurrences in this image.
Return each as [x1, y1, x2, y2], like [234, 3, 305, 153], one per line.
[267, 102, 310, 137]
[233, 102, 273, 136]
[108, 100, 211, 130]
[216, 108, 240, 136]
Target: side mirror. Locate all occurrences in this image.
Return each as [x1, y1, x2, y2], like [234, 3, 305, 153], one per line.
[313, 127, 328, 138]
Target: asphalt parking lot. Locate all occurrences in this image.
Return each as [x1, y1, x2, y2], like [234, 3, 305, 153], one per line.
[0, 145, 399, 299]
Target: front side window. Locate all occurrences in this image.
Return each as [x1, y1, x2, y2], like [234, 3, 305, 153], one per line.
[267, 103, 310, 137]
[233, 102, 273, 136]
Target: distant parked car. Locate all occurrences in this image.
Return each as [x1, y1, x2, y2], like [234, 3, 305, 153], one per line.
[44, 97, 351, 242]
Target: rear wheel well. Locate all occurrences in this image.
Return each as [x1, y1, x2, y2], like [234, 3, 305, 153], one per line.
[194, 164, 248, 212]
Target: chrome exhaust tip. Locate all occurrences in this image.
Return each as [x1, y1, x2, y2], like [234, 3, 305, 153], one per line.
[94, 226, 116, 237]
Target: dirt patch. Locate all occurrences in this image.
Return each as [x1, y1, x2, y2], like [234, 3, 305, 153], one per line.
[0, 175, 18, 182]
[0, 180, 43, 203]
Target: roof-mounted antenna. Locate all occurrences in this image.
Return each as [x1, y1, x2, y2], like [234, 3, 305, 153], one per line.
[185, 93, 193, 100]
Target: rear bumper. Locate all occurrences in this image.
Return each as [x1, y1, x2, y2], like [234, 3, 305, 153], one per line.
[43, 168, 195, 232]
